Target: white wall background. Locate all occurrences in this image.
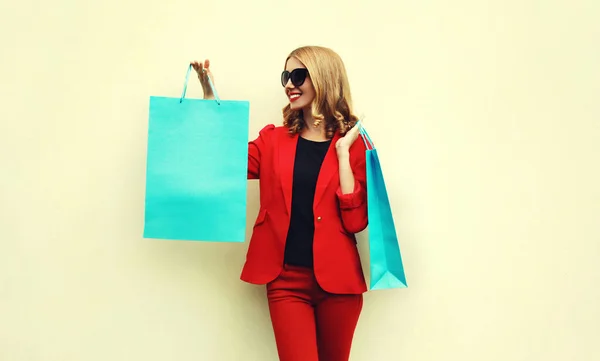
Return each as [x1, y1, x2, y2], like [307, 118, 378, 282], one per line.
[1, 0, 599, 360]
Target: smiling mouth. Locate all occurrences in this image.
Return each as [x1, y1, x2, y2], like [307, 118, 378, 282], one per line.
[289, 93, 301, 102]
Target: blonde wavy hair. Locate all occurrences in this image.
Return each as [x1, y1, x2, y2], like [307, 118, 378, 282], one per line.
[282, 46, 359, 139]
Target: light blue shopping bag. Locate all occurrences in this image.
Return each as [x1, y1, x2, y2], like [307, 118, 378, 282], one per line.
[143, 65, 250, 242]
[358, 124, 408, 290]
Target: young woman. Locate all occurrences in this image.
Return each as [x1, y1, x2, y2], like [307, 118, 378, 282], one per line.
[191, 46, 368, 361]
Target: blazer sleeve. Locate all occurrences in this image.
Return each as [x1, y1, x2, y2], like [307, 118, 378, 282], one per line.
[336, 139, 368, 234]
[247, 124, 276, 179]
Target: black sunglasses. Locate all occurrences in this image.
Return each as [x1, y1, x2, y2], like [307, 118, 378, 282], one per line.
[281, 68, 309, 87]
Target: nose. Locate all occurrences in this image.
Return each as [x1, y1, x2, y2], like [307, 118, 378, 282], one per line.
[284, 78, 295, 90]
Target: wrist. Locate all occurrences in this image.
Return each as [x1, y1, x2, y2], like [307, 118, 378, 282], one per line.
[337, 148, 350, 160]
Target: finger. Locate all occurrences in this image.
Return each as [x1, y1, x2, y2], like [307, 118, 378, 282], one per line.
[350, 124, 362, 141]
[197, 63, 207, 80]
[191, 61, 204, 77]
[192, 60, 201, 71]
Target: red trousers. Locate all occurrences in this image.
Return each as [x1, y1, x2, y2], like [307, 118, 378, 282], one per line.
[266, 264, 363, 361]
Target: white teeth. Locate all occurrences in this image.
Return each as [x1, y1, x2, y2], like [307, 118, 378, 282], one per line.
[290, 94, 301, 99]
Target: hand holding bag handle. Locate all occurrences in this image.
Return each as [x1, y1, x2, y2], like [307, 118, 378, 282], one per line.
[355, 118, 374, 150]
[180, 64, 221, 105]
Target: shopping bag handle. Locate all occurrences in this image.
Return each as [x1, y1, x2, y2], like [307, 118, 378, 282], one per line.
[356, 119, 374, 150]
[180, 64, 221, 105]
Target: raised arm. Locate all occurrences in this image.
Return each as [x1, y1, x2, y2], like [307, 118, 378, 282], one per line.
[335, 126, 369, 234]
[191, 59, 275, 180]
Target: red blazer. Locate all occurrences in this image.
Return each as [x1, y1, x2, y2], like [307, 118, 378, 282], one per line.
[239, 124, 368, 294]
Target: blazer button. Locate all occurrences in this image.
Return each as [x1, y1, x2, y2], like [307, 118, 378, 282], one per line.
[317, 216, 322, 222]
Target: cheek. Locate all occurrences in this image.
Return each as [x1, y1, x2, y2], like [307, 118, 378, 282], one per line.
[300, 82, 316, 100]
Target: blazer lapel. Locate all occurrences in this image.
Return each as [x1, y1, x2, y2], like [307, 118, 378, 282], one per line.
[279, 131, 298, 216]
[314, 132, 342, 209]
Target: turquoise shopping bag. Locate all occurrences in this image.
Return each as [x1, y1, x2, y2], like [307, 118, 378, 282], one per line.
[143, 65, 249, 242]
[359, 124, 408, 290]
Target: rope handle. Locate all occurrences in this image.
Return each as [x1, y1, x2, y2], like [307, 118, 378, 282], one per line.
[356, 118, 374, 150]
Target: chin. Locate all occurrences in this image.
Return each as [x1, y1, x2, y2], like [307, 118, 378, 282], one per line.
[289, 101, 309, 111]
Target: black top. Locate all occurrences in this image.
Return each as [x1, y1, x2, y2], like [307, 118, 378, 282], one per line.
[283, 136, 332, 268]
